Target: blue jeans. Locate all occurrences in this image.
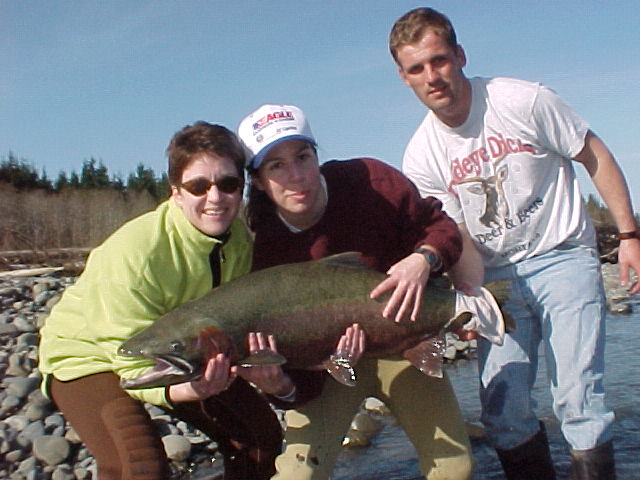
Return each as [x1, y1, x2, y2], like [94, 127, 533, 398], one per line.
[479, 244, 615, 451]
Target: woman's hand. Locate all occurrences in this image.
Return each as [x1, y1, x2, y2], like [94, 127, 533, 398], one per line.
[236, 332, 294, 397]
[334, 323, 366, 364]
[307, 323, 366, 370]
[369, 252, 431, 322]
[168, 353, 236, 403]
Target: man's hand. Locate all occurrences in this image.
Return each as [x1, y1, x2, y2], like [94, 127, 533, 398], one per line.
[618, 237, 640, 294]
[369, 253, 430, 322]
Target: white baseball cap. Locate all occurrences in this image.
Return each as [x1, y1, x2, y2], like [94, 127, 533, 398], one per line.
[237, 104, 316, 170]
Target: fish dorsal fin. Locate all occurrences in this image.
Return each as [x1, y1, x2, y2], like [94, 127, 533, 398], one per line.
[320, 252, 370, 270]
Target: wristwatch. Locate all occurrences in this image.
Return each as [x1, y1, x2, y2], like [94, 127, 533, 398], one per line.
[619, 230, 640, 240]
[414, 247, 443, 273]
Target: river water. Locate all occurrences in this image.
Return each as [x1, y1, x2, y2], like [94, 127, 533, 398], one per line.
[333, 299, 640, 480]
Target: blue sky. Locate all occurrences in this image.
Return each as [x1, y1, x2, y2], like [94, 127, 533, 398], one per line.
[2, 1, 639, 210]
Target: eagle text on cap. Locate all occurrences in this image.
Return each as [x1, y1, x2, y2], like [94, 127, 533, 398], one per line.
[252, 110, 295, 134]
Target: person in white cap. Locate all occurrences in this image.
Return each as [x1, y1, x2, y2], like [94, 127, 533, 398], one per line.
[236, 104, 474, 480]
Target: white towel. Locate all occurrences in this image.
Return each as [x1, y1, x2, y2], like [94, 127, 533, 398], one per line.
[455, 287, 506, 345]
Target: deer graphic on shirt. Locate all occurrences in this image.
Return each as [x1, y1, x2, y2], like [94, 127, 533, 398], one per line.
[457, 154, 509, 229]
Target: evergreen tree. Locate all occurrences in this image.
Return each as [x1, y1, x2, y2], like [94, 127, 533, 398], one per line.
[55, 171, 69, 191]
[69, 171, 80, 188]
[127, 163, 159, 199]
[80, 158, 110, 188]
[37, 167, 53, 191]
[110, 173, 125, 192]
[0, 152, 39, 189]
[157, 172, 171, 200]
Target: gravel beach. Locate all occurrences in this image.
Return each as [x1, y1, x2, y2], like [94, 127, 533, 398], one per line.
[0, 262, 633, 479]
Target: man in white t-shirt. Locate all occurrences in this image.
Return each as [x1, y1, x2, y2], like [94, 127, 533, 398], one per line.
[389, 7, 640, 480]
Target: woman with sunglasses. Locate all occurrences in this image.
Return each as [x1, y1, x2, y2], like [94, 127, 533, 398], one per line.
[236, 105, 474, 480]
[38, 122, 284, 480]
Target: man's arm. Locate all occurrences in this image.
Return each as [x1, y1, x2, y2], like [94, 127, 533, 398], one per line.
[574, 130, 640, 293]
[447, 223, 485, 291]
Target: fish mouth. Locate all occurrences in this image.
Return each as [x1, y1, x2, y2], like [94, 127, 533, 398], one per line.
[119, 353, 203, 389]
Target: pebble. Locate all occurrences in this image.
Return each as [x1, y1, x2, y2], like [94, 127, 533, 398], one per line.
[33, 435, 71, 466]
[162, 434, 192, 461]
[0, 263, 631, 479]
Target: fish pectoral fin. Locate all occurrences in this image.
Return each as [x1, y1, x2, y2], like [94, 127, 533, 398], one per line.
[323, 350, 357, 387]
[238, 350, 286, 367]
[403, 334, 445, 378]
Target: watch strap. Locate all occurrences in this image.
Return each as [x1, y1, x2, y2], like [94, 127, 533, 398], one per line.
[619, 230, 640, 240]
[414, 247, 443, 273]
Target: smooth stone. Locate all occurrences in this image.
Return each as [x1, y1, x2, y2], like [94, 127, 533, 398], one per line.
[43, 413, 65, 431]
[13, 316, 35, 332]
[64, 427, 82, 444]
[5, 376, 39, 398]
[350, 413, 381, 436]
[6, 354, 30, 377]
[444, 345, 458, 360]
[33, 435, 71, 466]
[0, 323, 18, 335]
[24, 404, 48, 422]
[51, 464, 75, 480]
[3, 414, 30, 431]
[16, 332, 39, 348]
[1, 395, 21, 411]
[16, 420, 45, 449]
[5, 449, 24, 463]
[342, 429, 371, 447]
[363, 397, 390, 415]
[27, 388, 51, 408]
[16, 455, 37, 474]
[162, 434, 192, 462]
[31, 284, 48, 295]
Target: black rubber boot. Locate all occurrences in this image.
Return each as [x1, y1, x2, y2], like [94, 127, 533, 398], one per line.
[570, 440, 616, 480]
[495, 422, 556, 480]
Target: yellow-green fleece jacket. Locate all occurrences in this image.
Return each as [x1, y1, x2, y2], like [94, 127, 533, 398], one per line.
[38, 199, 252, 408]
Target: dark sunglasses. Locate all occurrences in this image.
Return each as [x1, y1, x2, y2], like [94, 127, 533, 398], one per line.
[180, 176, 243, 196]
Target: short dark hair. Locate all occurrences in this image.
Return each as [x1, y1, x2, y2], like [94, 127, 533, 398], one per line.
[389, 7, 458, 64]
[166, 122, 245, 185]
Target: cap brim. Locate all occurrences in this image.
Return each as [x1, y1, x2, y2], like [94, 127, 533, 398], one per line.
[249, 135, 317, 170]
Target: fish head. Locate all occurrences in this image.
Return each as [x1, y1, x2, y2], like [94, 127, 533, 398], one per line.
[118, 322, 237, 389]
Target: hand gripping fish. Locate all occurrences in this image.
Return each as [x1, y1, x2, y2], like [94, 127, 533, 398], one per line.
[119, 252, 510, 389]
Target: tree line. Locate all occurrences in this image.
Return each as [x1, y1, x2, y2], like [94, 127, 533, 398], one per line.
[0, 152, 169, 201]
[0, 151, 634, 256]
[0, 153, 169, 253]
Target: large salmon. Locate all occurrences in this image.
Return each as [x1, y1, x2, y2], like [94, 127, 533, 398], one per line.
[118, 252, 501, 389]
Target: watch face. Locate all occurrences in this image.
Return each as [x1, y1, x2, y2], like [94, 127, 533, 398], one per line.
[414, 248, 442, 272]
[426, 251, 442, 272]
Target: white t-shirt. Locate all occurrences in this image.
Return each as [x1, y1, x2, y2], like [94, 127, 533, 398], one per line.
[403, 77, 596, 268]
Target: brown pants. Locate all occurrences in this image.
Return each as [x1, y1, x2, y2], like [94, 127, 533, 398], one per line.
[50, 373, 283, 480]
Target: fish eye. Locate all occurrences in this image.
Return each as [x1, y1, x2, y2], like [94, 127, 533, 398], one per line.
[169, 341, 184, 354]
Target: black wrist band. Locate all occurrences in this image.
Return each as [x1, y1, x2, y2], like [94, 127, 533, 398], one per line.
[414, 247, 443, 273]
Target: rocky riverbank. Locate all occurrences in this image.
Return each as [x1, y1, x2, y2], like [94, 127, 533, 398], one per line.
[0, 262, 635, 479]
